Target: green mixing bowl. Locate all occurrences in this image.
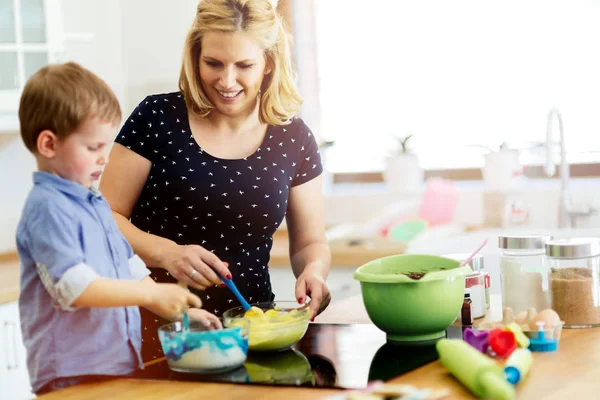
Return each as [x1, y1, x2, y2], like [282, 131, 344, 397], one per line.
[354, 254, 471, 343]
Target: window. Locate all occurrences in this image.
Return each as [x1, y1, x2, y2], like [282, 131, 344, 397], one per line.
[0, 0, 62, 115]
[313, 0, 600, 174]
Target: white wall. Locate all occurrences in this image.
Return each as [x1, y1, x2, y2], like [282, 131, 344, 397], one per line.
[0, 138, 36, 253]
[60, 0, 125, 106]
[119, 0, 197, 113]
[59, 0, 198, 115]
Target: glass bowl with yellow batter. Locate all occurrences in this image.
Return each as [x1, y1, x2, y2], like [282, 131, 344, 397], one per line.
[223, 301, 310, 351]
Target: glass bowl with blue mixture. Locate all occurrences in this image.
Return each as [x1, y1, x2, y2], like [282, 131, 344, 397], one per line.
[158, 320, 249, 374]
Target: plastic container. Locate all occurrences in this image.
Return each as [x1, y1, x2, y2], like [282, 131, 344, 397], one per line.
[499, 235, 552, 315]
[444, 253, 486, 319]
[158, 320, 249, 373]
[223, 301, 310, 351]
[546, 237, 600, 328]
[528, 321, 559, 352]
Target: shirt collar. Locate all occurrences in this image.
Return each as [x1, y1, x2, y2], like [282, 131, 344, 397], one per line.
[33, 171, 101, 200]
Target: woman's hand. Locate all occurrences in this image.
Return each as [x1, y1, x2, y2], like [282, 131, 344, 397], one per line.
[159, 243, 232, 291]
[187, 308, 223, 330]
[295, 264, 332, 321]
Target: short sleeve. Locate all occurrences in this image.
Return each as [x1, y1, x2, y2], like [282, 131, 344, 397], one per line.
[24, 201, 97, 310]
[114, 95, 158, 162]
[291, 119, 323, 187]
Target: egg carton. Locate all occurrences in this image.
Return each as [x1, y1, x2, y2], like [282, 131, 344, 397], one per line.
[477, 307, 564, 341]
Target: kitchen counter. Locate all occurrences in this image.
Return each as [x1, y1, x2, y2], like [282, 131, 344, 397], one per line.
[38, 293, 600, 399]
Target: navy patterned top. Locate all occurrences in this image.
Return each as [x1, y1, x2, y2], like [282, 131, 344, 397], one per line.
[114, 92, 323, 360]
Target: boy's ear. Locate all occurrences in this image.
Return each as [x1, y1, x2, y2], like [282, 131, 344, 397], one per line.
[36, 130, 59, 158]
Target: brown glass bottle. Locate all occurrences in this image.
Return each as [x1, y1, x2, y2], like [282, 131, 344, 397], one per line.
[461, 293, 473, 325]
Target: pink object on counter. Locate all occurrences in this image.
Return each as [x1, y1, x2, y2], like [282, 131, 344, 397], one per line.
[418, 178, 458, 226]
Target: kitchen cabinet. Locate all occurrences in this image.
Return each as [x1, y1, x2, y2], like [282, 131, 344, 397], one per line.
[0, 301, 33, 400]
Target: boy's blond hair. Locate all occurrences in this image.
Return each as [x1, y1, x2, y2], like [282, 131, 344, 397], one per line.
[179, 0, 303, 125]
[18, 62, 121, 153]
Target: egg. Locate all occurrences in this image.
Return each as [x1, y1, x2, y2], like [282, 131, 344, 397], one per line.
[529, 309, 561, 331]
[515, 311, 528, 325]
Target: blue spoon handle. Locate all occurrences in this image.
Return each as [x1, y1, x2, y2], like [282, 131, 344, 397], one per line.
[182, 312, 190, 331]
[215, 271, 251, 311]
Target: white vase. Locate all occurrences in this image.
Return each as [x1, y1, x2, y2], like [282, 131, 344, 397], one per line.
[384, 154, 424, 191]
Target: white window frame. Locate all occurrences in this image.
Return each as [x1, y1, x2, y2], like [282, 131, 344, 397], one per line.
[0, 0, 64, 117]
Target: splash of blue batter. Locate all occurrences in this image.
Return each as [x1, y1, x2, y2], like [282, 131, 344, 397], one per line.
[159, 327, 249, 362]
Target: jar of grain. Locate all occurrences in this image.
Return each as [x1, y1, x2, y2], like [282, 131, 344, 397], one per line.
[499, 235, 552, 315]
[546, 237, 600, 328]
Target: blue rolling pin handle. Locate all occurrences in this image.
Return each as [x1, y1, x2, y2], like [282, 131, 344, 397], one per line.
[215, 270, 252, 311]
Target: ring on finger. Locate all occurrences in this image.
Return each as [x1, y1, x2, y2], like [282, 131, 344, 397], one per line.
[190, 269, 197, 278]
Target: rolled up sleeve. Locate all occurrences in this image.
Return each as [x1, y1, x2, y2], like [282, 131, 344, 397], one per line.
[37, 262, 98, 310]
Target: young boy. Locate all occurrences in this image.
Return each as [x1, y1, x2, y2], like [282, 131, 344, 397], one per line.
[16, 62, 221, 395]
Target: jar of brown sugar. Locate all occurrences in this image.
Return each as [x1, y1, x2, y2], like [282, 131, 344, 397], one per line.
[546, 237, 600, 328]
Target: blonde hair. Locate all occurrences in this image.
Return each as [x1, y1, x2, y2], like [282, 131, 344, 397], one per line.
[179, 0, 302, 125]
[18, 62, 121, 153]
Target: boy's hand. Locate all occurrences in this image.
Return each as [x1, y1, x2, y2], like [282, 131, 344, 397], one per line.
[187, 308, 223, 330]
[146, 283, 201, 318]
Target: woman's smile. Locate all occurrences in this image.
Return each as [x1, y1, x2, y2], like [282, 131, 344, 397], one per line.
[216, 89, 244, 102]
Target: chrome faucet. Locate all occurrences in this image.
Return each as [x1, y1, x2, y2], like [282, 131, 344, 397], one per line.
[545, 108, 597, 228]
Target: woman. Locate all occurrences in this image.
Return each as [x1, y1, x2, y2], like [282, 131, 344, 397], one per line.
[100, 0, 331, 361]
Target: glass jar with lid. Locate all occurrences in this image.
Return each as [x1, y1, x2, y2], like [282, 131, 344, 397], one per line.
[546, 237, 600, 328]
[444, 253, 486, 319]
[499, 235, 552, 315]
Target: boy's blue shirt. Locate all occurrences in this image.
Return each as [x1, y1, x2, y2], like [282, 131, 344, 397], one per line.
[16, 171, 150, 392]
